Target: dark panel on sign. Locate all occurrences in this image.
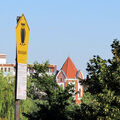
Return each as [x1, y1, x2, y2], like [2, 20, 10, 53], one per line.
[21, 28, 26, 44]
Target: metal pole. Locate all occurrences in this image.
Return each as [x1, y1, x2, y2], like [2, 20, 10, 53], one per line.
[15, 55, 20, 120]
[15, 99, 20, 120]
[15, 16, 20, 120]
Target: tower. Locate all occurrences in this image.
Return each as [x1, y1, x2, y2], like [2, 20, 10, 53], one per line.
[56, 57, 84, 104]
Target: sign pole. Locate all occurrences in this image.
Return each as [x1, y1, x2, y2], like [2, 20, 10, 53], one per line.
[15, 100, 20, 120]
[15, 53, 20, 120]
[15, 14, 30, 120]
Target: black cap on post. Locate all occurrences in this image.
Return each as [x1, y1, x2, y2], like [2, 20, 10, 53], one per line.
[16, 16, 21, 23]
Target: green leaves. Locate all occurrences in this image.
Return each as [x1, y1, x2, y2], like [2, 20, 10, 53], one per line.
[0, 73, 15, 120]
[24, 61, 76, 120]
[0, 71, 36, 120]
[82, 39, 120, 119]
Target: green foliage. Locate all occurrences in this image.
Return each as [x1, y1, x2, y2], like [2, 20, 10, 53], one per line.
[24, 62, 76, 120]
[81, 39, 120, 119]
[0, 61, 76, 120]
[0, 73, 15, 120]
[0, 72, 36, 120]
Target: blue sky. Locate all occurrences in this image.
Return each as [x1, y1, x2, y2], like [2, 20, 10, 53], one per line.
[1, 0, 120, 76]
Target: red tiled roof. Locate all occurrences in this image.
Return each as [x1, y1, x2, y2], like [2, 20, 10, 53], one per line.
[0, 64, 15, 67]
[77, 71, 84, 79]
[61, 57, 78, 79]
[0, 64, 57, 70]
[0, 54, 6, 58]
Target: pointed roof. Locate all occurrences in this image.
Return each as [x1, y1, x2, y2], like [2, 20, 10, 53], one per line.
[61, 57, 78, 79]
[16, 13, 30, 30]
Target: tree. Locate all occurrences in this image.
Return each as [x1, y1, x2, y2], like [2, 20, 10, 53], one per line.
[79, 39, 120, 120]
[24, 62, 76, 120]
[0, 71, 36, 120]
[0, 73, 15, 120]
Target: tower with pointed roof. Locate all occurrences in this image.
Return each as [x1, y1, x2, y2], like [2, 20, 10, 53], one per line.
[56, 57, 84, 104]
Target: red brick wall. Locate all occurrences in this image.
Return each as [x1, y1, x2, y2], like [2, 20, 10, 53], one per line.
[57, 71, 65, 83]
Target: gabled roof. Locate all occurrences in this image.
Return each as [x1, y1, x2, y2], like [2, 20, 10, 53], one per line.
[61, 57, 78, 79]
[76, 70, 84, 79]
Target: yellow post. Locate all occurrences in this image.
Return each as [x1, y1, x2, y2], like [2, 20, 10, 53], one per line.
[15, 14, 30, 120]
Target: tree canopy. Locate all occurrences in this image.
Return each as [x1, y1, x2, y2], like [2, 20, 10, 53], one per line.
[80, 39, 120, 120]
[24, 62, 76, 120]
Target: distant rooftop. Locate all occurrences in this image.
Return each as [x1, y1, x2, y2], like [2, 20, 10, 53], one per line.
[61, 57, 78, 79]
[0, 54, 6, 64]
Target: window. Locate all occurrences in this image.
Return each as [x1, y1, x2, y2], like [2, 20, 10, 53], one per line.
[8, 68, 10, 72]
[1, 68, 3, 71]
[49, 68, 52, 72]
[60, 78, 63, 82]
[46, 68, 49, 72]
[4, 68, 7, 72]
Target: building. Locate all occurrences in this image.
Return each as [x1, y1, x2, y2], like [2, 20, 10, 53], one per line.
[0, 54, 57, 76]
[0, 54, 15, 76]
[56, 57, 84, 104]
[46, 64, 57, 75]
[0, 54, 6, 64]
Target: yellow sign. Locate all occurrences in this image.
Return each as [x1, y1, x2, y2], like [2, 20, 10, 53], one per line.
[16, 14, 30, 64]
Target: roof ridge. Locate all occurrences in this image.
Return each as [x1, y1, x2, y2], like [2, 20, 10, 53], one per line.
[66, 57, 69, 77]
